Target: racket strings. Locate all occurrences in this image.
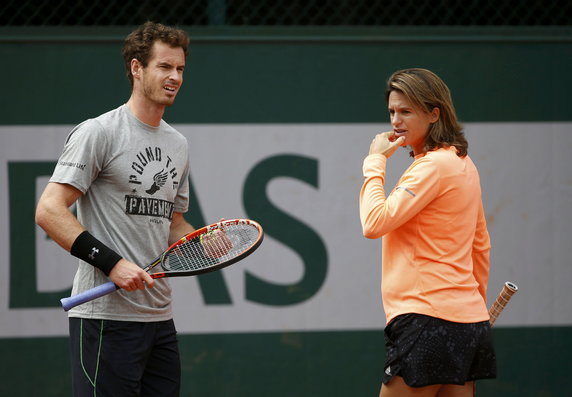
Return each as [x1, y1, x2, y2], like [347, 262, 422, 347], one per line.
[163, 225, 260, 272]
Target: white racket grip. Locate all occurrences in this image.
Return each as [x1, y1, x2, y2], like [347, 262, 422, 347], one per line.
[60, 281, 119, 311]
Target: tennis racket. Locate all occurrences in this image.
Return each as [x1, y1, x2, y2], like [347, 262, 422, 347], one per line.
[488, 281, 518, 326]
[61, 218, 264, 311]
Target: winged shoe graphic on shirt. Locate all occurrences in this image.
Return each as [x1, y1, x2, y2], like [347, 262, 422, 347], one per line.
[146, 169, 168, 195]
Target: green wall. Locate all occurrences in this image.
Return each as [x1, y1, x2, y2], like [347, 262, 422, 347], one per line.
[1, 328, 571, 396]
[1, 26, 571, 124]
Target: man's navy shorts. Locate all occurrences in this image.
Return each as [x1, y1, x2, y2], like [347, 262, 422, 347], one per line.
[69, 318, 181, 397]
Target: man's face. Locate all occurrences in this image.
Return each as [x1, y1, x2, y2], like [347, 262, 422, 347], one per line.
[138, 41, 185, 107]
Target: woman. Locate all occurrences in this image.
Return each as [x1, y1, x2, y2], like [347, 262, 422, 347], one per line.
[359, 68, 496, 397]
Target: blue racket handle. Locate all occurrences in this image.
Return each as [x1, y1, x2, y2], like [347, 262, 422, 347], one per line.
[61, 281, 119, 311]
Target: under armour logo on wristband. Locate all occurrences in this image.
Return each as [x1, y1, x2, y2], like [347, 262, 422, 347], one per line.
[71, 231, 122, 276]
[88, 247, 99, 261]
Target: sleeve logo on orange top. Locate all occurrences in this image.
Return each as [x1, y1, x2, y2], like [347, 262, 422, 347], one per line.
[395, 186, 416, 197]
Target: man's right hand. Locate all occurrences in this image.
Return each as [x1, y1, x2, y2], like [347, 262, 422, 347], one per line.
[109, 259, 155, 291]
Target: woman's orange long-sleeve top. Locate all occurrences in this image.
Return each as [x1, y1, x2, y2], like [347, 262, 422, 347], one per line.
[360, 147, 491, 324]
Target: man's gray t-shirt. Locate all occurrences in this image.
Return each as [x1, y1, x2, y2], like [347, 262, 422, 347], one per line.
[51, 104, 190, 321]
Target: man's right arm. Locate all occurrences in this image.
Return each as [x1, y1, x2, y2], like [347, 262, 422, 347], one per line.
[35, 182, 153, 291]
[35, 182, 85, 251]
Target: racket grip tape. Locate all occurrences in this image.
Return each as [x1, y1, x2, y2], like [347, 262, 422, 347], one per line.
[488, 281, 518, 326]
[60, 281, 119, 311]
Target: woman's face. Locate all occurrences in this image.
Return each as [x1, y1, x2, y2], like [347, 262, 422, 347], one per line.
[388, 90, 439, 156]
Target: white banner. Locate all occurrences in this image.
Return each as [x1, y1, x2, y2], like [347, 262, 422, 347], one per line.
[0, 122, 571, 337]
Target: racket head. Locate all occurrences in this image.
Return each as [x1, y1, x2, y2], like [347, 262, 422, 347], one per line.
[152, 219, 264, 278]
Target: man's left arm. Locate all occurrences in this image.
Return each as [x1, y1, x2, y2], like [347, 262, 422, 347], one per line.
[169, 212, 195, 245]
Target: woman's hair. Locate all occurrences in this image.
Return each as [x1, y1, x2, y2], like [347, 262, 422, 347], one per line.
[122, 21, 190, 87]
[385, 68, 468, 157]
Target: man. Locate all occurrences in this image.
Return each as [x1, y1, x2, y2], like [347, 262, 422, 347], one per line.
[35, 22, 194, 396]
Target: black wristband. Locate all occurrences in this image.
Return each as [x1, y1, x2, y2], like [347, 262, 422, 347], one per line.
[70, 231, 122, 276]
